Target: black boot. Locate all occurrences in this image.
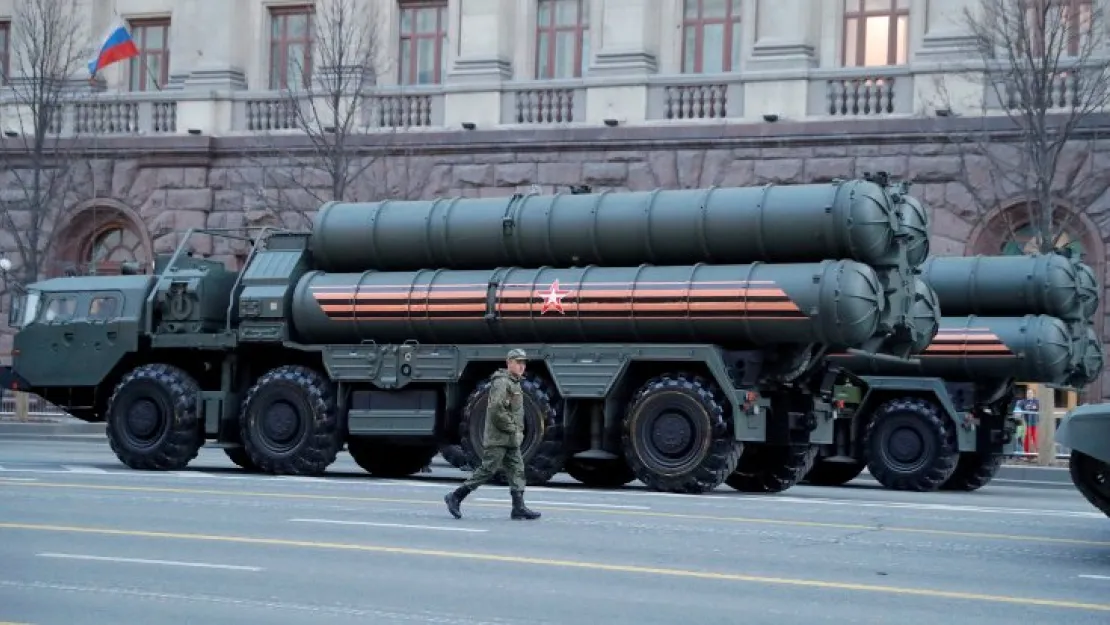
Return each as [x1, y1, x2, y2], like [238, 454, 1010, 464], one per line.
[510, 490, 541, 520]
[444, 484, 473, 519]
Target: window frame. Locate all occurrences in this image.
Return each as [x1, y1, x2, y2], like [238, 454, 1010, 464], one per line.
[398, 0, 448, 85]
[680, 0, 742, 74]
[126, 18, 171, 92]
[268, 4, 315, 90]
[534, 0, 590, 80]
[0, 21, 10, 85]
[842, 0, 910, 68]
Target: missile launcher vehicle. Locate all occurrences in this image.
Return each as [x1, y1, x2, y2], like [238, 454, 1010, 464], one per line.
[806, 252, 1104, 492]
[1056, 402, 1110, 518]
[0, 177, 934, 495]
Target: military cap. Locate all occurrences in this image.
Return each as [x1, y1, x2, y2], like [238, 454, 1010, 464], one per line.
[506, 348, 528, 361]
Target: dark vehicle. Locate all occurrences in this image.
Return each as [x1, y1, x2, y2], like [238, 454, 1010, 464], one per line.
[1056, 402, 1110, 518]
[0, 178, 934, 495]
[806, 252, 1104, 492]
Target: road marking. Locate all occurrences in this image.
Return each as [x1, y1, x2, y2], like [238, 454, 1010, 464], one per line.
[61, 465, 108, 474]
[2, 479, 1106, 549]
[36, 552, 262, 572]
[1079, 574, 1110, 581]
[169, 471, 218, 478]
[0, 522, 1106, 612]
[738, 495, 1106, 519]
[0, 477, 37, 482]
[474, 498, 650, 510]
[289, 518, 488, 533]
[0, 621, 32, 625]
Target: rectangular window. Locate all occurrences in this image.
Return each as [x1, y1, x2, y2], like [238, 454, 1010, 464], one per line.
[535, 0, 589, 79]
[0, 21, 10, 85]
[1022, 0, 1092, 57]
[269, 5, 315, 90]
[127, 19, 170, 91]
[398, 0, 447, 85]
[681, 0, 742, 74]
[843, 0, 909, 67]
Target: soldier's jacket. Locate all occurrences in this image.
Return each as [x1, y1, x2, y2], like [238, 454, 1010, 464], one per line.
[484, 369, 524, 448]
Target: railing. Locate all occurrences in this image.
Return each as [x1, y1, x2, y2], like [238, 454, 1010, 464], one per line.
[502, 80, 587, 125]
[0, 390, 67, 420]
[646, 75, 742, 121]
[231, 86, 446, 133]
[0, 91, 179, 136]
[1007, 409, 1071, 461]
[808, 67, 915, 118]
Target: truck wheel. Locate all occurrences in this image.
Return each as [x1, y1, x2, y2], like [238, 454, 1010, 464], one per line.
[802, 458, 866, 486]
[459, 373, 567, 485]
[621, 373, 742, 494]
[106, 363, 204, 471]
[565, 457, 636, 488]
[348, 439, 438, 478]
[725, 444, 817, 493]
[1069, 450, 1110, 518]
[864, 398, 958, 491]
[224, 447, 259, 472]
[940, 452, 1004, 491]
[238, 365, 342, 476]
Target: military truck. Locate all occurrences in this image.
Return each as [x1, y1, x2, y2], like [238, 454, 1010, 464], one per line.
[0, 178, 935, 495]
[1056, 402, 1110, 518]
[806, 252, 1104, 492]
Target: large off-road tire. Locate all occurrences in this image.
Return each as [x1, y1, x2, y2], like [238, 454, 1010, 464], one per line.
[621, 373, 742, 494]
[348, 439, 438, 478]
[940, 452, 1004, 491]
[1069, 450, 1110, 518]
[224, 447, 259, 472]
[458, 373, 567, 485]
[565, 457, 637, 488]
[864, 398, 958, 492]
[725, 444, 817, 493]
[238, 365, 343, 476]
[106, 363, 204, 471]
[802, 458, 867, 487]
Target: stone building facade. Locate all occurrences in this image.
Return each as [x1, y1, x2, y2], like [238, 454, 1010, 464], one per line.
[1, 0, 1108, 405]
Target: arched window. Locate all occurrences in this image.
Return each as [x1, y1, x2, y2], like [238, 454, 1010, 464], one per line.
[84, 225, 145, 273]
[999, 223, 1084, 257]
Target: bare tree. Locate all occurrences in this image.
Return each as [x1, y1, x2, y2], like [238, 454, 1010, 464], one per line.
[233, 0, 428, 226]
[0, 0, 91, 286]
[933, 0, 1110, 254]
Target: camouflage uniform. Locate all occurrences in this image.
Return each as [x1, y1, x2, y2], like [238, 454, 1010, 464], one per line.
[445, 349, 541, 520]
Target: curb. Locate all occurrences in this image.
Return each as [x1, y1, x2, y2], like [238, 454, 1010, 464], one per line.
[0, 421, 106, 436]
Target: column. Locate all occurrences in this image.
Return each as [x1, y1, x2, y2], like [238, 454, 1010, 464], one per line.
[176, 0, 249, 91]
[585, 0, 659, 124]
[913, 0, 982, 115]
[743, 0, 818, 120]
[444, 0, 516, 128]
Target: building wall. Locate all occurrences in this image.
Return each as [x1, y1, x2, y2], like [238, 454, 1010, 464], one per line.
[1, 0, 1108, 403]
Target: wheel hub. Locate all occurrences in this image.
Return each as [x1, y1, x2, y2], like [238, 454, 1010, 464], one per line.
[651, 411, 694, 457]
[262, 401, 299, 444]
[126, 398, 162, 440]
[887, 426, 924, 464]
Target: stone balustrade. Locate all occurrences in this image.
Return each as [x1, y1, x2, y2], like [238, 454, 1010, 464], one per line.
[0, 64, 1090, 137]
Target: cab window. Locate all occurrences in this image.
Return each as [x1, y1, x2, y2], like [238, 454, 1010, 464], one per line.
[88, 295, 120, 321]
[38, 295, 77, 323]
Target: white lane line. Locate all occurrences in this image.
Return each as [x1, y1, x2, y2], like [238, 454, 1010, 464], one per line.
[169, 471, 218, 478]
[0, 477, 37, 482]
[729, 495, 1106, 519]
[36, 553, 262, 571]
[289, 518, 487, 533]
[1078, 574, 1110, 581]
[61, 465, 108, 474]
[475, 498, 650, 510]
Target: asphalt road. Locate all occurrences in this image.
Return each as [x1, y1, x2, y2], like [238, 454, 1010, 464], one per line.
[1, 440, 1109, 625]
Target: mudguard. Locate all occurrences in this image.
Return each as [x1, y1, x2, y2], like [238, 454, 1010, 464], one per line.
[1056, 403, 1110, 464]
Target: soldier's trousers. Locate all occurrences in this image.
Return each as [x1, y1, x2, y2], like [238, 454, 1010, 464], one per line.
[463, 444, 526, 491]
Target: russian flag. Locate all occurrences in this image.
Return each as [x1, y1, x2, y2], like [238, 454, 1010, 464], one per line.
[87, 20, 140, 78]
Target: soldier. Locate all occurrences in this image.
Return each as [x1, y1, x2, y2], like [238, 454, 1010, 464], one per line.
[444, 349, 541, 521]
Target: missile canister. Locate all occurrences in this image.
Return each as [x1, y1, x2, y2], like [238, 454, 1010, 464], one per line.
[290, 260, 887, 348]
[1069, 323, 1105, 388]
[308, 180, 906, 273]
[909, 276, 941, 354]
[898, 192, 930, 268]
[1073, 261, 1099, 321]
[830, 314, 1075, 384]
[920, 254, 1084, 321]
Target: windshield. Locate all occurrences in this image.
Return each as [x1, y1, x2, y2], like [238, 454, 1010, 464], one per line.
[7, 290, 40, 329]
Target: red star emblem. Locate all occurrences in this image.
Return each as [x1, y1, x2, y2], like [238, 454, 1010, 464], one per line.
[536, 279, 570, 315]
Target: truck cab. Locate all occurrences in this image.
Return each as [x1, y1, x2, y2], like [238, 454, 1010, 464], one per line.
[3, 272, 153, 422]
